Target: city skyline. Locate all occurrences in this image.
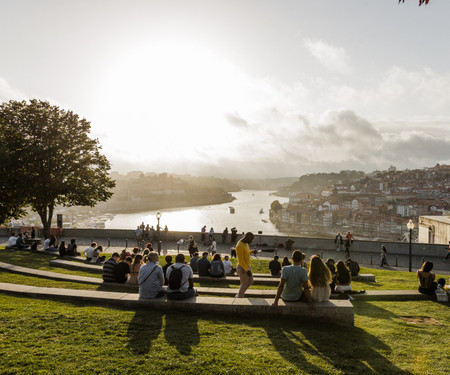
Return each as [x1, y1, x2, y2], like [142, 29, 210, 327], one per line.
[1, 1, 450, 178]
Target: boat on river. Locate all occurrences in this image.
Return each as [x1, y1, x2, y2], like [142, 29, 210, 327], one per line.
[228, 207, 235, 214]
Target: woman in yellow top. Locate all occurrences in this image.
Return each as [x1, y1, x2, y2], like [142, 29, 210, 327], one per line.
[235, 232, 258, 298]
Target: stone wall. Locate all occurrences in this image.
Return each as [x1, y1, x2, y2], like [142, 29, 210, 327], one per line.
[57, 228, 448, 257]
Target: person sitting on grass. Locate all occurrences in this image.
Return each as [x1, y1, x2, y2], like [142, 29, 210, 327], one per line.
[308, 255, 332, 302]
[272, 250, 312, 307]
[162, 255, 173, 285]
[210, 253, 226, 278]
[116, 256, 132, 284]
[83, 242, 97, 262]
[119, 249, 131, 262]
[335, 260, 352, 293]
[223, 255, 235, 275]
[128, 254, 143, 285]
[15, 233, 29, 249]
[281, 256, 291, 268]
[166, 253, 198, 300]
[138, 252, 165, 299]
[417, 261, 438, 295]
[91, 245, 106, 264]
[47, 236, 59, 253]
[102, 252, 119, 282]
[66, 239, 78, 256]
[190, 252, 199, 273]
[325, 258, 337, 291]
[269, 255, 282, 276]
[58, 241, 67, 257]
[8, 233, 17, 247]
[197, 252, 211, 277]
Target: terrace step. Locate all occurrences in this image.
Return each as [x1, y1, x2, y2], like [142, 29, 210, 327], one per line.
[0, 282, 354, 326]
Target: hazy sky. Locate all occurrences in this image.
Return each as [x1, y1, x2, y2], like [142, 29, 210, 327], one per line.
[1, 1, 450, 178]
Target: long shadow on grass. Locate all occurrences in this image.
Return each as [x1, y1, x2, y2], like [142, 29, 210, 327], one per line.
[263, 321, 410, 374]
[164, 310, 200, 355]
[127, 308, 164, 354]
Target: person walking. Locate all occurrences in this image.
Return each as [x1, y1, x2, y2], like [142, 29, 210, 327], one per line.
[235, 232, 258, 298]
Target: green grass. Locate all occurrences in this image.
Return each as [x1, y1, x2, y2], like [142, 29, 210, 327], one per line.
[0, 248, 449, 373]
[0, 294, 448, 374]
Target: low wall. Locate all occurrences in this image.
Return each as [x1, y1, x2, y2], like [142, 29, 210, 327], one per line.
[57, 229, 448, 258]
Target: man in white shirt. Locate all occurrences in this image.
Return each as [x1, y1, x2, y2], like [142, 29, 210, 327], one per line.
[83, 242, 97, 261]
[166, 253, 197, 300]
[138, 252, 165, 299]
[223, 255, 235, 275]
[209, 238, 217, 256]
[43, 237, 50, 251]
[8, 233, 17, 247]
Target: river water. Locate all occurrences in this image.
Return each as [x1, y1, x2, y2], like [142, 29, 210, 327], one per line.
[108, 190, 289, 235]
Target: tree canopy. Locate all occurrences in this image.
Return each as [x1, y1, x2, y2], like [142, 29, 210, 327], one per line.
[0, 99, 115, 235]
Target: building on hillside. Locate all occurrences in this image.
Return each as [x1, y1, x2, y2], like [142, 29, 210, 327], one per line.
[418, 215, 450, 244]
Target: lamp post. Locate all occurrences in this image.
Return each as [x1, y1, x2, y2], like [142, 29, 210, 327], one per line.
[156, 211, 162, 255]
[407, 219, 414, 272]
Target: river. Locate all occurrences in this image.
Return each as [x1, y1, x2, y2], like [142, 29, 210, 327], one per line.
[108, 190, 290, 235]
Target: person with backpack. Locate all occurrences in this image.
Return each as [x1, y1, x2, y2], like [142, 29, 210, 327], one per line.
[166, 253, 198, 300]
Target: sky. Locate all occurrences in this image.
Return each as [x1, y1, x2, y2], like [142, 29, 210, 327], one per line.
[1, 0, 450, 178]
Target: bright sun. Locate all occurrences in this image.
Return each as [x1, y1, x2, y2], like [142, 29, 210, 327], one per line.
[94, 39, 248, 159]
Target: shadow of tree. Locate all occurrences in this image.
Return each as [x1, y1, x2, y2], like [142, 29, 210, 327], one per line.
[126, 308, 164, 354]
[164, 310, 200, 355]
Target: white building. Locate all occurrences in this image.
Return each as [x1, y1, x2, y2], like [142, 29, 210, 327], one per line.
[418, 215, 450, 244]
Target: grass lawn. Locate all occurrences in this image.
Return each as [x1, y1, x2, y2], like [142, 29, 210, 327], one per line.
[0, 294, 448, 374]
[0, 247, 449, 373]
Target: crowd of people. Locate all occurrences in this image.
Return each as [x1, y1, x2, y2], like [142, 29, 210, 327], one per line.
[6, 227, 448, 303]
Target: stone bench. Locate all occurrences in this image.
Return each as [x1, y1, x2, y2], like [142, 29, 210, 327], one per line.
[1, 262, 431, 301]
[0, 282, 354, 326]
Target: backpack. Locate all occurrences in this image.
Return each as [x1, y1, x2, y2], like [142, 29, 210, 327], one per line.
[168, 265, 186, 290]
[345, 259, 360, 277]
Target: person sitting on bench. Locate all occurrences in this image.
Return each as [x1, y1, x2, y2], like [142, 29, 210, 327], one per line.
[138, 252, 164, 299]
[210, 253, 226, 278]
[197, 252, 211, 277]
[272, 250, 312, 307]
[166, 253, 198, 300]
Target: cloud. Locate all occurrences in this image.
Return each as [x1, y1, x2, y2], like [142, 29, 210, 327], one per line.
[225, 112, 249, 128]
[303, 38, 351, 74]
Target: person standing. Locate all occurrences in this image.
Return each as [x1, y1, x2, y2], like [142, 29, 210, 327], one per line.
[222, 227, 228, 244]
[285, 237, 294, 251]
[334, 232, 343, 252]
[209, 227, 214, 242]
[201, 225, 207, 244]
[380, 245, 389, 267]
[209, 237, 217, 256]
[235, 232, 258, 298]
[344, 233, 354, 259]
[230, 227, 238, 245]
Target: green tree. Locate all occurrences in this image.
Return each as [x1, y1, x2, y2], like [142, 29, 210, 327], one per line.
[270, 200, 283, 212]
[0, 99, 115, 236]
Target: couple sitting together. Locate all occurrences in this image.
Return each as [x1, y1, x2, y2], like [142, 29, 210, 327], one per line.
[138, 252, 198, 300]
[272, 250, 335, 307]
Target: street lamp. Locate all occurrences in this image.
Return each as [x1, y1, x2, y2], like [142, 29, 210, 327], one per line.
[156, 211, 162, 255]
[407, 219, 414, 272]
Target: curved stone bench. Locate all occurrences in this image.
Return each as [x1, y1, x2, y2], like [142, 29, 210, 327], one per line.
[0, 282, 354, 326]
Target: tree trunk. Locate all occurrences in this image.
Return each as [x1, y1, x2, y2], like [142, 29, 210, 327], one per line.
[38, 205, 54, 238]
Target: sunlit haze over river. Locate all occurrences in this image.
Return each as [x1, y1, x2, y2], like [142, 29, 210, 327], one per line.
[109, 190, 289, 235]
